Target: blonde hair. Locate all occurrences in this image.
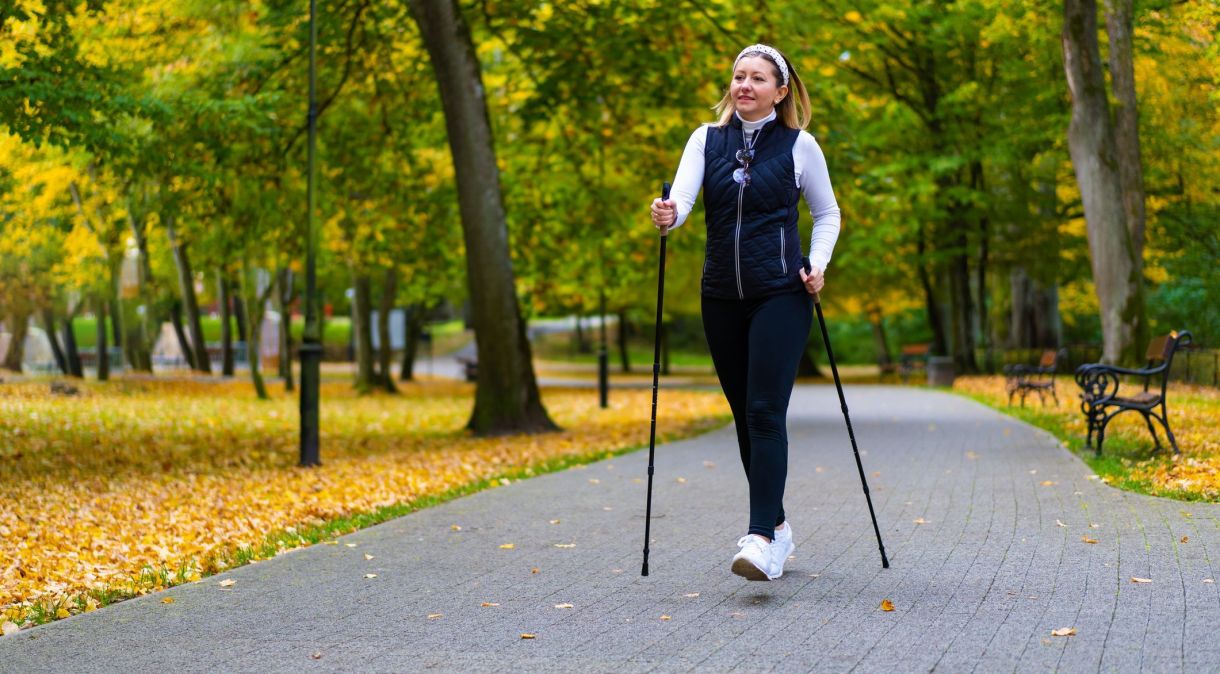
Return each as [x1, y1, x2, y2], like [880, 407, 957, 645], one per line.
[713, 46, 811, 130]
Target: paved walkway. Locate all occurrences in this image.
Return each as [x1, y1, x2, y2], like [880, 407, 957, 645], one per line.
[2, 386, 1218, 673]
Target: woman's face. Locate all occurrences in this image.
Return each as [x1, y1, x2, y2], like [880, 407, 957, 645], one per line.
[731, 55, 787, 121]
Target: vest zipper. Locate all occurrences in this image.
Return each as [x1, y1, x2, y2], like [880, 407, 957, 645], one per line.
[735, 183, 745, 299]
[779, 227, 787, 275]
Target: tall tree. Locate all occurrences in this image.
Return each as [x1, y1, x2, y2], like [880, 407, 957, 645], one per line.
[1063, 0, 1146, 363]
[407, 0, 555, 434]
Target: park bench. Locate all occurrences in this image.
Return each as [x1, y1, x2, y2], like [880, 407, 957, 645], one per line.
[456, 355, 478, 382]
[1075, 330, 1192, 456]
[899, 343, 931, 383]
[1004, 348, 1066, 407]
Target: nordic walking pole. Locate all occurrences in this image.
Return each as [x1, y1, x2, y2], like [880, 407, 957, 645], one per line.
[641, 181, 671, 577]
[806, 260, 890, 569]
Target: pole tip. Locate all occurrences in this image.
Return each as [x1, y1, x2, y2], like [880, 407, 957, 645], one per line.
[641, 562, 649, 576]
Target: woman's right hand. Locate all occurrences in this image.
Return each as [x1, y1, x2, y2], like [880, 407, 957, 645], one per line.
[650, 198, 677, 231]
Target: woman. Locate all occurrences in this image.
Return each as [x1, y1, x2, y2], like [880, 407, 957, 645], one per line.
[650, 44, 841, 581]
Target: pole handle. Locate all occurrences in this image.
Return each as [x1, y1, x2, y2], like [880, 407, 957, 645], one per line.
[803, 257, 822, 305]
[658, 182, 672, 237]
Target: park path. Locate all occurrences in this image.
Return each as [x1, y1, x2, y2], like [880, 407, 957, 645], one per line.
[2, 386, 1218, 673]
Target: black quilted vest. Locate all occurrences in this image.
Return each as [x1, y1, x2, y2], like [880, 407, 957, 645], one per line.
[701, 116, 802, 300]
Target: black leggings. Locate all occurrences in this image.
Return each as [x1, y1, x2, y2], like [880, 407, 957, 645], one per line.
[702, 289, 813, 541]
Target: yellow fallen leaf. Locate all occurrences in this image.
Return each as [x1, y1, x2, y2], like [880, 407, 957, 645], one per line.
[913, 518, 928, 525]
[1051, 627, 1077, 637]
[344, 543, 357, 548]
[364, 574, 377, 579]
[481, 602, 499, 607]
[684, 593, 700, 598]
[450, 525, 462, 531]
[1081, 536, 1099, 544]
[1181, 536, 1189, 544]
[588, 479, 600, 484]
[499, 543, 515, 549]
[880, 599, 895, 612]
[660, 615, 672, 621]
[531, 567, 540, 574]
[965, 451, 979, 460]
[364, 554, 374, 560]
[521, 633, 536, 639]
[323, 541, 339, 546]
[2, 621, 19, 636]
[549, 519, 561, 525]
[162, 597, 175, 604]
[1131, 577, 1152, 583]
[676, 477, 687, 483]
[427, 613, 442, 619]
[1040, 480, 1057, 487]
[56, 608, 69, 619]
[218, 579, 236, 587]
[554, 603, 574, 609]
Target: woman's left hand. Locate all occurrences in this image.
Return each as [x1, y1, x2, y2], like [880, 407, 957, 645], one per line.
[799, 266, 825, 295]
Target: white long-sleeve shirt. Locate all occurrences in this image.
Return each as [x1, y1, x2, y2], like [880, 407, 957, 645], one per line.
[668, 110, 842, 271]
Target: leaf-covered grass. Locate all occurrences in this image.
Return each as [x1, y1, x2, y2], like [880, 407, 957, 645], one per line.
[0, 378, 730, 630]
[953, 376, 1220, 502]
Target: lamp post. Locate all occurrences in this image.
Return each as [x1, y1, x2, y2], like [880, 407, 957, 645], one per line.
[299, 0, 321, 467]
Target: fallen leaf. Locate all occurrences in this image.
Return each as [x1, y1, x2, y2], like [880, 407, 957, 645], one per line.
[1089, 523, 1100, 529]
[588, 479, 600, 484]
[660, 615, 672, 621]
[310, 652, 323, 660]
[1, 622, 18, 636]
[549, 519, 561, 525]
[161, 597, 174, 604]
[1051, 627, 1076, 637]
[218, 579, 236, 587]
[531, 567, 540, 574]
[554, 603, 574, 609]
[481, 602, 500, 607]
[1131, 577, 1152, 584]
[703, 461, 716, 468]
[808, 574, 820, 578]
[450, 525, 462, 531]
[1086, 475, 1100, 480]
[1181, 536, 1189, 544]
[364, 554, 374, 560]
[602, 506, 613, 511]
[521, 633, 536, 639]
[323, 541, 339, 545]
[427, 613, 443, 619]
[56, 608, 69, 619]
[1040, 480, 1057, 487]
[913, 518, 928, 525]
[1081, 536, 1099, 544]
[880, 599, 895, 612]
[676, 477, 687, 483]
[554, 543, 576, 548]
[1056, 520, 1066, 528]
[966, 451, 979, 459]
[815, 466, 825, 473]
[345, 543, 357, 548]
[872, 472, 881, 477]
[684, 593, 700, 598]
[1029, 469, 1038, 475]
[499, 543, 515, 549]
[364, 574, 377, 579]
[1203, 579, 1214, 584]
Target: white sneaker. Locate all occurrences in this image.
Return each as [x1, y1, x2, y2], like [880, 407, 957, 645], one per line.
[731, 535, 777, 581]
[770, 523, 795, 579]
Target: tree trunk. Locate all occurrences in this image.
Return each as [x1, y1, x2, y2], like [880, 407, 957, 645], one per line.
[128, 207, 155, 372]
[166, 215, 212, 373]
[377, 267, 398, 393]
[233, 294, 248, 344]
[868, 305, 892, 369]
[240, 262, 269, 400]
[917, 222, 949, 356]
[95, 298, 109, 381]
[1009, 267, 1035, 349]
[42, 308, 68, 375]
[400, 304, 425, 381]
[108, 258, 126, 371]
[2, 310, 29, 372]
[1063, 0, 1147, 364]
[63, 312, 83, 377]
[617, 311, 631, 373]
[219, 272, 235, 376]
[170, 301, 195, 369]
[276, 268, 294, 391]
[949, 246, 978, 374]
[1103, 0, 1147, 260]
[408, 0, 556, 434]
[352, 271, 375, 394]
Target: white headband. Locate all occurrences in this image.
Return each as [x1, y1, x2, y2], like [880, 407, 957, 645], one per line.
[734, 44, 789, 86]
